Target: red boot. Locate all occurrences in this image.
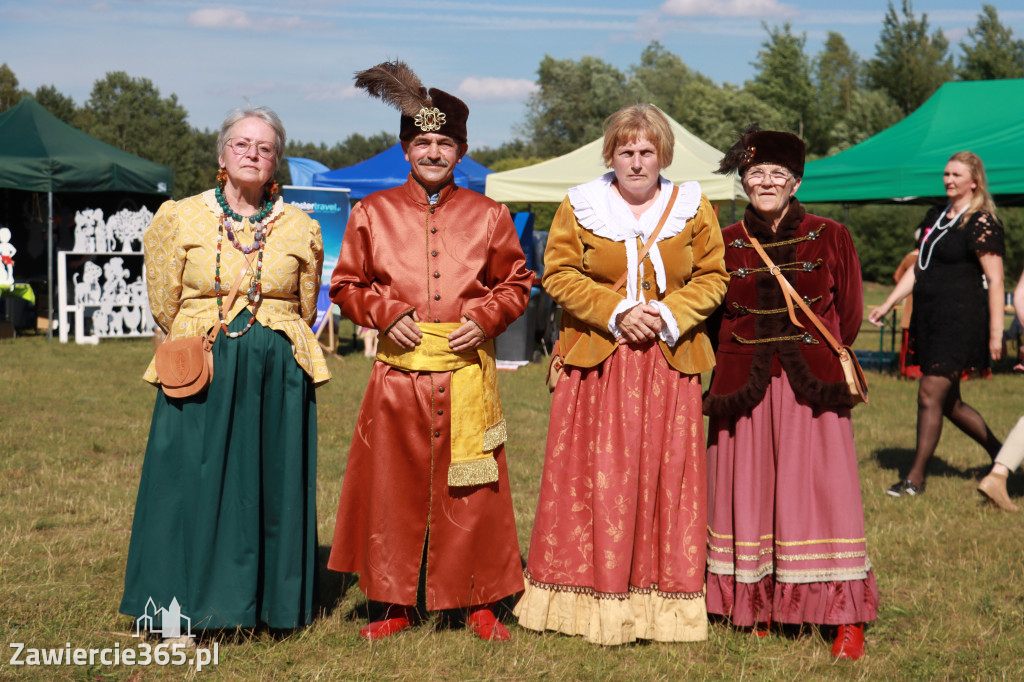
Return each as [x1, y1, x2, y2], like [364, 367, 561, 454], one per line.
[467, 605, 510, 642]
[359, 605, 414, 640]
[831, 623, 865, 660]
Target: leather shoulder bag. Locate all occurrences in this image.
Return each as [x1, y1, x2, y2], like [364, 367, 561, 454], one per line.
[154, 252, 256, 399]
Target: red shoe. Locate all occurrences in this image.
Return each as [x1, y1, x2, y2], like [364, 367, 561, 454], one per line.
[752, 615, 772, 637]
[467, 606, 510, 642]
[360, 606, 414, 640]
[831, 623, 865, 660]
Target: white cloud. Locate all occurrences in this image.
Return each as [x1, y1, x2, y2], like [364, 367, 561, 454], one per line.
[661, 0, 797, 19]
[302, 83, 361, 102]
[188, 8, 253, 29]
[456, 77, 537, 102]
[90, 2, 111, 11]
[187, 8, 326, 31]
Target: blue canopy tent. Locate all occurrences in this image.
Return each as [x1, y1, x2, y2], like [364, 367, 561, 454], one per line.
[284, 157, 330, 186]
[311, 143, 492, 199]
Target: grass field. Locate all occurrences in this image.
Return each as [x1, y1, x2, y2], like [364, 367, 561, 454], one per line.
[2, 299, 1024, 680]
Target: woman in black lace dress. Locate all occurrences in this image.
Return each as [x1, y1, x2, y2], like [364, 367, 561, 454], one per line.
[870, 151, 1005, 496]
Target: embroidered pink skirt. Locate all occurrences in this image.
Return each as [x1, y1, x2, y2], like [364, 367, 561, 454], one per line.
[515, 343, 707, 645]
[706, 373, 878, 626]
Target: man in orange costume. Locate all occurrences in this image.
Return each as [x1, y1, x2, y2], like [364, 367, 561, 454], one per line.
[326, 61, 532, 641]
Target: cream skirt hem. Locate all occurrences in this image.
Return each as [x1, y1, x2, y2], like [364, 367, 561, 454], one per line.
[514, 579, 707, 645]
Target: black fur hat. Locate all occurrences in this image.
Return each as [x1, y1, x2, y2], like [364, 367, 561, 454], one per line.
[717, 124, 805, 178]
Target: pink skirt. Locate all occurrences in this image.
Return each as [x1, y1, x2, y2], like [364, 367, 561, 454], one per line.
[515, 343, 707, 644]
[706, 373, 878, 626]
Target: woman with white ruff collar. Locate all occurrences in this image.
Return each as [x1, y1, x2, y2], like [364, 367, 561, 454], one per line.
[515, 104, 728, 645]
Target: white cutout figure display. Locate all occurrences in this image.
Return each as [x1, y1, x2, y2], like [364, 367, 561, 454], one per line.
[0, 227, 15, 286]
[74, 262, 103, 306]
[63, 207, 159, 339]
[73, 209, 102, 252]
[108, 206, 152, 253]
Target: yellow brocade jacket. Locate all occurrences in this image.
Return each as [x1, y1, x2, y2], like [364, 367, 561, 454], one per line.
[544, 177, 728, 374]
[142, 190, 331, 386]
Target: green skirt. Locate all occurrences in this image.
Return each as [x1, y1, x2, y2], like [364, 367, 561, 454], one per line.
[120, 316, 318, 630]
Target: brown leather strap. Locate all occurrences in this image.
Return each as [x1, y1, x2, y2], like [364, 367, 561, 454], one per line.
[741, 222, 845, 355]
[560, 184, 681, 357]
[611, 184, 680, 293]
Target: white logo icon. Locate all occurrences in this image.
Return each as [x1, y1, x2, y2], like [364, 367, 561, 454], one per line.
[133, 597, 193, 639]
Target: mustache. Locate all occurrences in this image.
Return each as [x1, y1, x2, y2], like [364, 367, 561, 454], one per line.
[417, 157, 450, 168]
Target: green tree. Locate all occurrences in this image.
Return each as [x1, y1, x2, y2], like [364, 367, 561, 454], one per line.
[810, 32, 862, 156]
[668, 80, 788, 152]
[815, 32, 861, 115]
[79, 72, 198, 197]
[471, 139, 549, 170]
[33, 84, 77, 124]
[0, 63, 24, 112]
[523, 55, 643, 156]
[828, 89, 903, 155]
[747, 24, 817, 147]
[630, 41, 711, 110]
[866, 0, 953, 115]
[958, 4, 1024, 80]
[283, 131, 397, 180]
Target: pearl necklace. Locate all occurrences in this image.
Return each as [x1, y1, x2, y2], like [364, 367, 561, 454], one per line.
[918, 204, 968, 271]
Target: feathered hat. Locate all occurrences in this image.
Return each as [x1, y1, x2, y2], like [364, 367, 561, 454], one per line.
[716, 124, 805, 178]
[353, 60, 469, 144]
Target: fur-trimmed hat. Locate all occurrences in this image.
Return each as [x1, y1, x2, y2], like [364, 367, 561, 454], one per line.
[716, 124, 805, 178]
[353, 61, 468, 144]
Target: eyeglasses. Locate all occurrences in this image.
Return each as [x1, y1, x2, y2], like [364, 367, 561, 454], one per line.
[226, 137, 277, 159]
[745, 168, 793, 185]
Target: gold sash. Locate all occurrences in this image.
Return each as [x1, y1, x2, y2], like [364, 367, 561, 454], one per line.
[376, 322, 506, 487]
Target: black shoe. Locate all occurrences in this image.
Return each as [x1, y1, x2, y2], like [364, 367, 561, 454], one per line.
[887, 479, 923, 497]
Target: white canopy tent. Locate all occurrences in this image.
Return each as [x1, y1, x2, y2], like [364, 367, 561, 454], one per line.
[485, 110, 745, 204]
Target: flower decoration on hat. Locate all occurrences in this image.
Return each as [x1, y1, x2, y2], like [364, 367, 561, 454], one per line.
[414, 108, 446, 132]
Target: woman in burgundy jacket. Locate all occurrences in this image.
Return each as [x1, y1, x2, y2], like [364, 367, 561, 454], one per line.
[703, 126, 878, 660]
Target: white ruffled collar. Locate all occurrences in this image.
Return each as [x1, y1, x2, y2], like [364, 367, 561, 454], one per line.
[567, 173, 702, 303]
[567, 173, 700, 243]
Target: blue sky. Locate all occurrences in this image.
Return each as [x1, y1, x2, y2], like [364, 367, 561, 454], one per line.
[2, 1, 1022, 151]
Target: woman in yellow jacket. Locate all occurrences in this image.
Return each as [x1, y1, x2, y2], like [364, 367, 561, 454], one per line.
[515, 104, 727, 645]
[120, 107, 330, 638]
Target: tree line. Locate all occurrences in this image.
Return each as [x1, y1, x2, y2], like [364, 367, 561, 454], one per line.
[1, 2, 1022, 281]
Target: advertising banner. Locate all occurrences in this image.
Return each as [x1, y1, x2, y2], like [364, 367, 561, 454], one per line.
[282, 185, 351, 284]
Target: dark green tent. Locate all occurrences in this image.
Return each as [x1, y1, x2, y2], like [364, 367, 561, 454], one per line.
[0, 97, 173, 337]
[799, 79, 1024, 205]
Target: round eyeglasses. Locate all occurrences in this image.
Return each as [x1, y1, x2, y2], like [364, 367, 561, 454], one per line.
[226, 138, 277, 159]
[745, 168, 793, 185]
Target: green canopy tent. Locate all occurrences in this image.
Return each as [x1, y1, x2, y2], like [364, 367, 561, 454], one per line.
[0, 97, 173, 338]
[799, 79, 1024, 205]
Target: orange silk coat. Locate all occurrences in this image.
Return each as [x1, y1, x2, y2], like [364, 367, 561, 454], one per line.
[326, 176, 532, 610]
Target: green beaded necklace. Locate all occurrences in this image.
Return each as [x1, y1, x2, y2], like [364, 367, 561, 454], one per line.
[215, 185, 273, 224]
